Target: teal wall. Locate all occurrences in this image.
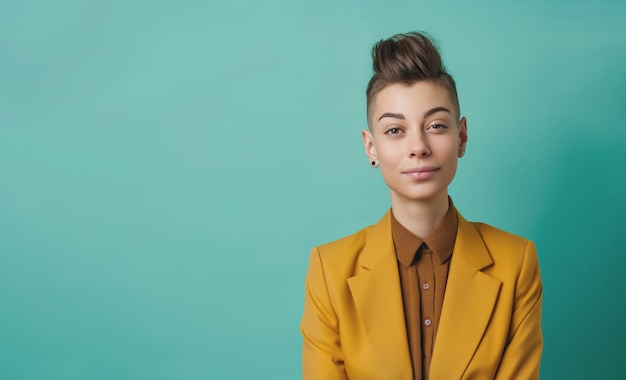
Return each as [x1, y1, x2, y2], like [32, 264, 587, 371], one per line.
[1, 1, 625, 378]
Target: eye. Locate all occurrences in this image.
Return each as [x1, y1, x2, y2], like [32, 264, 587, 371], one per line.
[428, 123, 448, 132]
[384, 127, 402, 136]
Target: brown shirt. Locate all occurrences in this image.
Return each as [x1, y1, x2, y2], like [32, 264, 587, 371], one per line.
[390, 201, 458, 380]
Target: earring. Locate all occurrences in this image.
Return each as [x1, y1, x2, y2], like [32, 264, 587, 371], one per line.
[371, 160, 378, 168]
[459, 149, 465, 158]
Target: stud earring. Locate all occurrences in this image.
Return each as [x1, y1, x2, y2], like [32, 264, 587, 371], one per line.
[459, 149, 465, 158]
[371, 160, 378, 167]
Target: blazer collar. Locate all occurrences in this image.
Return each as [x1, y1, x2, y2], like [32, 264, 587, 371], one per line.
[430, 212, 502, 378]
[347, 210, 413, 380]
[358, 210, 395, 269]
[347, 209, 502, 380]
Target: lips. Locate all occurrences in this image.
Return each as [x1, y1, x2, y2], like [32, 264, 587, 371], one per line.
[403, 166, 439, 180]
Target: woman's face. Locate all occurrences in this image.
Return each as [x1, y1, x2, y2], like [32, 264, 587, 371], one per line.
[362, 81, 467, 203]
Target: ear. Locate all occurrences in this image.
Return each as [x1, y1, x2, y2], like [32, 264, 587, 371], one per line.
[458, 117, 468, 153]
[362, 129, 377, 162]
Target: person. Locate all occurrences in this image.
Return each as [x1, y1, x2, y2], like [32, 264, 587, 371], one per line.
[300, 32, 543, 380]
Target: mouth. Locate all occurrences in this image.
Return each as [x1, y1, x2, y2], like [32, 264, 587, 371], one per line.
[402, 166, 440, 180]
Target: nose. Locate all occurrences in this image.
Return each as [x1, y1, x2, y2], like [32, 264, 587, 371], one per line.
[408, 130, 431, 158]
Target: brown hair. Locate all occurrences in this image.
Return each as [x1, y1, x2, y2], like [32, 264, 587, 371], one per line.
[366, 32, 460, 125]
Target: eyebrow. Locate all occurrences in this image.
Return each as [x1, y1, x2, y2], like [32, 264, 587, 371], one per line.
[377, 106, 452, 122]
[377, 112, 405, 121]
[423, 106, 451, 118]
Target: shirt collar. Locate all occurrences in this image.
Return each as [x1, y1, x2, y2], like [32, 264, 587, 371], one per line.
[390, 198, 458, 268]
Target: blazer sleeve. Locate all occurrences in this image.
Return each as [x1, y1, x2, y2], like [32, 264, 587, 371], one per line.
[495, 240, 543, 380]
[301, 247, 348, 380]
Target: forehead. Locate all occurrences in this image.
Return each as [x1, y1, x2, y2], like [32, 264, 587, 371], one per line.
[372, 81, 455, 119]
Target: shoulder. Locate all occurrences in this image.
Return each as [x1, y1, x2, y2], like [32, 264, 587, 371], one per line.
[471, 221, 530, 251]
[308, 212, 390, 281]
[313, 224, 373, 268]
[466, 220, 539, 275]
[304, 223, 378, 307]
[317, 225, 371, 255]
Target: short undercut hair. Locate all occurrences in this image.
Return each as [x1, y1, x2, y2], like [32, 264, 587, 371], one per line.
[366, 31, 460, 125]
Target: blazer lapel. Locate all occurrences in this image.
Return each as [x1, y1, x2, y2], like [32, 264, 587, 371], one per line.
[430, 212, 502, 379]
[347, 211, 413, 380]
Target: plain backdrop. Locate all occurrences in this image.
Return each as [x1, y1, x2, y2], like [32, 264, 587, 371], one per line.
[1, 0, 625, 379]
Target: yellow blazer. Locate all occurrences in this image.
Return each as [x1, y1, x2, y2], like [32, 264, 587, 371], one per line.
[301, 209, 542, 379]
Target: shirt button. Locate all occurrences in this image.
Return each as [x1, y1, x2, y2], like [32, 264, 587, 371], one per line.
[423, 283, 430, 290]
[424, 319, 432, 326]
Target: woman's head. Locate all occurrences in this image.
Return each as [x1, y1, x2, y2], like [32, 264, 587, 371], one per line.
[362, 32, 467, 204]
[366, 32, 460, 126]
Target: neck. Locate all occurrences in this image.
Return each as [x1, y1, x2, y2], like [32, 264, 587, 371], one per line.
[390, 191, 450, 240]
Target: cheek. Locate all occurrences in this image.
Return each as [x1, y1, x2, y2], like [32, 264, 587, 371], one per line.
[444, 155, 460, 180]
[437, 140, 460, 158]
[378, 151, 402, 170]
[374, 142, 398, 164]
[376, 148, 401, 182]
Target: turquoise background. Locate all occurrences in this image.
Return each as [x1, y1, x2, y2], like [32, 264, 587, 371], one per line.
[1, 0, 625, 379]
